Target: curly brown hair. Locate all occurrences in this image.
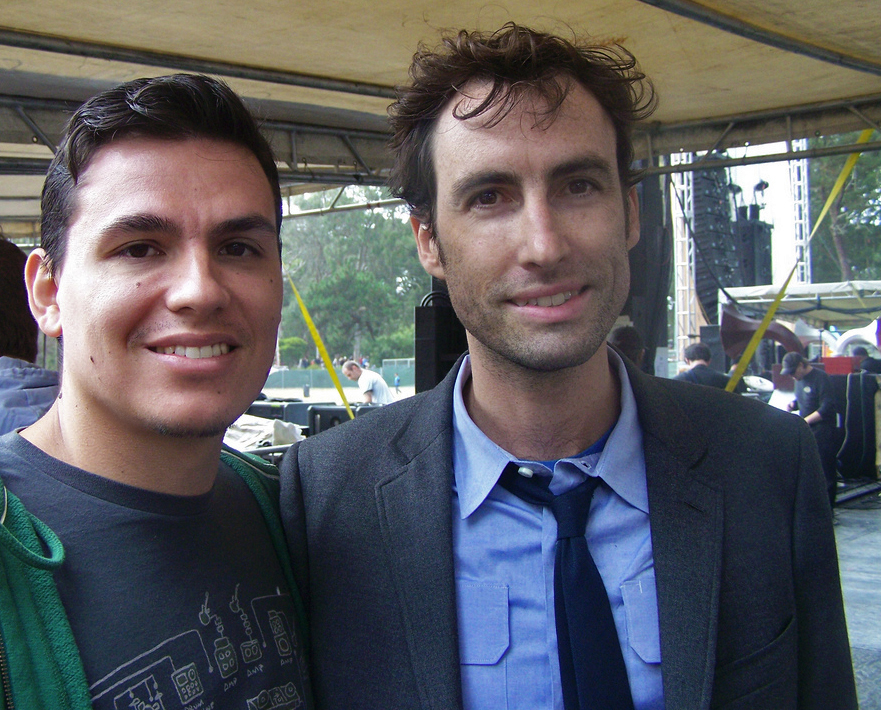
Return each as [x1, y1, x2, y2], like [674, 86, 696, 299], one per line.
[387, 23, 657, 225]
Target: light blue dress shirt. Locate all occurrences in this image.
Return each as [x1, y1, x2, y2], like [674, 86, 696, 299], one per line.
[451, 349, 664, 710]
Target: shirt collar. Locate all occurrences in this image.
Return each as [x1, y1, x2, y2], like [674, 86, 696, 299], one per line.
[451, 348, 647, 519]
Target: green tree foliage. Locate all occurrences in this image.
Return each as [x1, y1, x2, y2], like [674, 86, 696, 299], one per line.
[277, 336, 307, 367]
[808, 132, 881, 282]
[280, 186, 429, 362]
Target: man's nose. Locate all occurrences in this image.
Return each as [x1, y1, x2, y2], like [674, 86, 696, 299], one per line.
[517, 197, 570, 268]
[164, 249, 231, 313]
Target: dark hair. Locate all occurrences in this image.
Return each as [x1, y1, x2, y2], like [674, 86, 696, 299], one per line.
[0, 239, 39, 362]
[387, 23, 656, 224]
[609, 325, 644, 364]
[853, 346, 869, 358]
[41, 74, 281, 273]
[684, 342, 712, 363]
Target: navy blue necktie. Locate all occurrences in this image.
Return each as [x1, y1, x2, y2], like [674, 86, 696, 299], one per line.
[499, 462, 634, 710]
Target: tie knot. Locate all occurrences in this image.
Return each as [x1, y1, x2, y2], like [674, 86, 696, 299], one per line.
[551, 477, 599, 539]
[499, 463, 600, 540]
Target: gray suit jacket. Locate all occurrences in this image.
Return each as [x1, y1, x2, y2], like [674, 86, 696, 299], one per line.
[281, 357, 856, 710]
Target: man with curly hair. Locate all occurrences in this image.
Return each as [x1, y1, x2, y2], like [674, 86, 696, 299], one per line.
[282, 24, 855, 710]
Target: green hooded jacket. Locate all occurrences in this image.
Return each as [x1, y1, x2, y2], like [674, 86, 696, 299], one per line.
[0, 446, 310, 709]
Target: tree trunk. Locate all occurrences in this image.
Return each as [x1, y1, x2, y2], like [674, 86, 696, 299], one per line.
[828, 198, 851, 281]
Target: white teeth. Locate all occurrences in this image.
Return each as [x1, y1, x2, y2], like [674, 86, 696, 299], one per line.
[158, 343, 230, 358]
[515, 291, 574, 307]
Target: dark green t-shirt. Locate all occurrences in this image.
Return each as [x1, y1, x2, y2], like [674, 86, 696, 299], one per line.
[0, 432, 308, 710]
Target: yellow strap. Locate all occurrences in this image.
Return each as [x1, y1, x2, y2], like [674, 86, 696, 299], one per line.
[726, 129, 876, 391]
[284, 270, 355, 420]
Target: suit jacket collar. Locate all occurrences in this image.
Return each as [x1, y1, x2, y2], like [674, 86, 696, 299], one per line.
[386, 359, 459, 465]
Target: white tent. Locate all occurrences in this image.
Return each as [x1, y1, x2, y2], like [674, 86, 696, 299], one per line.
[721, 281, 881, 329]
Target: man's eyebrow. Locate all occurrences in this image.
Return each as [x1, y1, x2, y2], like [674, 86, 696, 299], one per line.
[549, 156, 617, 182]
[102, 214, 178, 235]
[210, 214, 278, 239]
[448, 170, 519, 204]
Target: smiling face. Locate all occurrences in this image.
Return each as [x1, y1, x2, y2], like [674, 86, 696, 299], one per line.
[414, 80, 639, 375]
[29, 137, 283, 441]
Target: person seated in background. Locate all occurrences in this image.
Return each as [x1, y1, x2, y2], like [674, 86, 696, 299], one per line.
[674, 341, 746, 392]
[342, 359, 394, 404]
[853, 345, 881, 374]
[0, 238, 59, 434]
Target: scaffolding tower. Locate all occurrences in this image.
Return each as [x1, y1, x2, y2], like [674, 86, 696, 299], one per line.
[671, 154, 707, 366]
[789, 138, 811, 284]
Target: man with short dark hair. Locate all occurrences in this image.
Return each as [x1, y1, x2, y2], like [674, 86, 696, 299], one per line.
[0, 75, 310, 709]
[674, 341, 744, 392]
[853, 345, 881, 373]
[782, 351, 839, 507]
[0, 238, 59, 434]
[282, 24, 854, 710]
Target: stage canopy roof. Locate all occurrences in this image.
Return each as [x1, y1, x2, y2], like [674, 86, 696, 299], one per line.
[1, 0, 880, 238]
[722, 281, 881, 330]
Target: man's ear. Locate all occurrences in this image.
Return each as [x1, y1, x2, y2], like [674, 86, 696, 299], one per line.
[25, 249, 62, 338]
[411, 216, 445, 280]
[625, 185, 640, 250]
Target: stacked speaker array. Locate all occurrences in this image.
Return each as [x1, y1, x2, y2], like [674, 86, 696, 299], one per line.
[733, 206, 773, 287]
[691, 166, 742, 319]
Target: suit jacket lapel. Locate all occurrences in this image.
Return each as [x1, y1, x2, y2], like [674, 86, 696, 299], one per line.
[628, 365, 724, 710]
[376, 363, 464, 710]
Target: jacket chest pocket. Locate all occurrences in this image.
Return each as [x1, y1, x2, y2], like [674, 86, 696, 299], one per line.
[457, 581, 509, 708]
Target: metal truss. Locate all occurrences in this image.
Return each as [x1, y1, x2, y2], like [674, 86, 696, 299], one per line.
[0, 93, 392, 193]
[638, 94, 881, 173]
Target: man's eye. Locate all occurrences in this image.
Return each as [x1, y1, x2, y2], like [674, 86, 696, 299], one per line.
[475, 191, 499, 206]
[220, 242, 255, 257]
[119, 243, 157, 258]
[568, 180, 593, 195]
